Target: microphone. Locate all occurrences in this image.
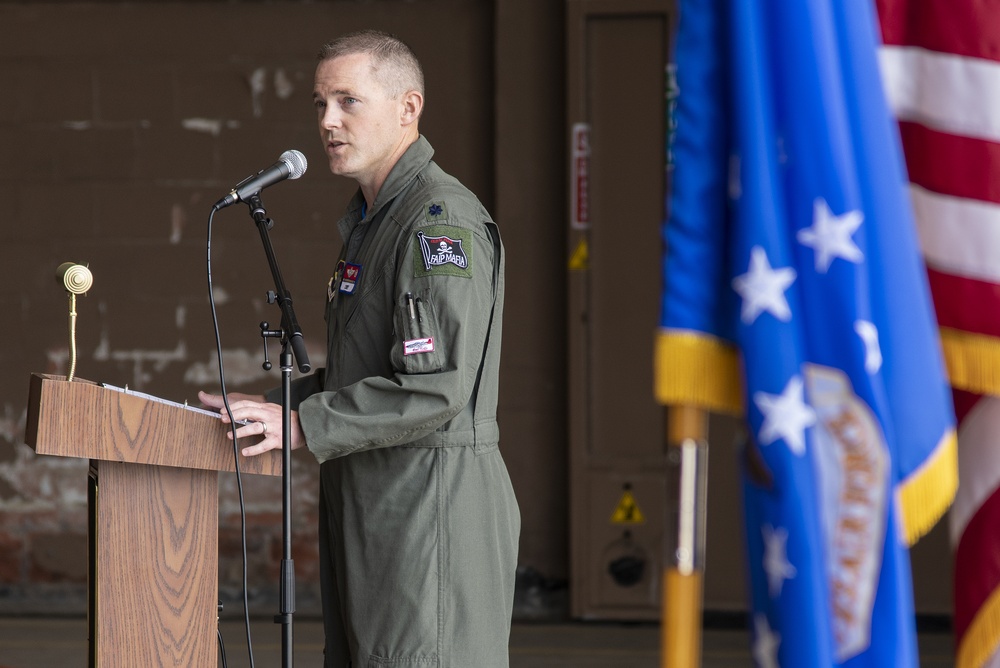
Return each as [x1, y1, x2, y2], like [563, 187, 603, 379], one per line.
[213, 150, 308, 210]
[56, 262, 94, 295]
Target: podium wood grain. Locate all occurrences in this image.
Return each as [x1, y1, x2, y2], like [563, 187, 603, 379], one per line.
[25, 373, 281, 667]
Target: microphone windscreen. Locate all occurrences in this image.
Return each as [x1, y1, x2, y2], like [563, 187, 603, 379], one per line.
[280, 150, 308, 180]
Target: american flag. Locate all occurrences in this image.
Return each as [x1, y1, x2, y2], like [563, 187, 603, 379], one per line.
[876, 2, 1000, 667]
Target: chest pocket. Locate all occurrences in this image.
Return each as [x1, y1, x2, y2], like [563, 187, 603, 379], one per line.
[391, 287, 442, 374]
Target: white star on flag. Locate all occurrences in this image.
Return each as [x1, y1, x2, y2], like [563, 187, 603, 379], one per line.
[854, 319, 883, 374]
[732, 245, 797, 324]
[762, 524, 797, 597]
[753, 613, 781, 668]
[796, 197, 864, 273]
[753, 375, 816, 456]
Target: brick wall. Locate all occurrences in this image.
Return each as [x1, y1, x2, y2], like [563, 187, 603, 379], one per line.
[0, 0, 533, 618]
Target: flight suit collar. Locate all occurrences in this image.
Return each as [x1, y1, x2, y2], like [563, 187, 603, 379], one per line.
[337, 135, 435, 241]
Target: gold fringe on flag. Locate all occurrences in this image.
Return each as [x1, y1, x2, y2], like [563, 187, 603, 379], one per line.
[940, 327, 1000, 397]
[957, 583, 1000, 668]
[895, 429, 958, 547]
[937, 326, 1000, 668]
[657, 328, 957, 545]
[654, 329, 743, 415]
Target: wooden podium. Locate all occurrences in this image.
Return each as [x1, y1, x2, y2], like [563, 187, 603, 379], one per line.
[25, 373, 281, 667]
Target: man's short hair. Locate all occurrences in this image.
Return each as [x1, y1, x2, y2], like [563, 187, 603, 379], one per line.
[318, 30, 425, 99]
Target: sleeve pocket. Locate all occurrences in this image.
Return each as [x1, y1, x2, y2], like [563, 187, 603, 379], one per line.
[391, 288, 443, 374]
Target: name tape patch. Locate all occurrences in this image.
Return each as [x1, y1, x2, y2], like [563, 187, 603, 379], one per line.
[404, 337, 435, 356]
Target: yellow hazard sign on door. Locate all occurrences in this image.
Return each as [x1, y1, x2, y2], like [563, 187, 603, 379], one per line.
[610, 490, 646, 524]
[568, 238, 589, 271]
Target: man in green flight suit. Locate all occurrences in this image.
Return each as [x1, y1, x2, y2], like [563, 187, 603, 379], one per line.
[200, 29, 520, 668]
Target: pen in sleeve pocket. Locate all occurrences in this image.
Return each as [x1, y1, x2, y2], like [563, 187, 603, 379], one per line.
[406, 292, 416, 320]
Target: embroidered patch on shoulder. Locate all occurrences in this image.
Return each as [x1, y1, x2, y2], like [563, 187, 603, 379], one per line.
[413, 225, 473, 278]
[424, 201, 448, 222]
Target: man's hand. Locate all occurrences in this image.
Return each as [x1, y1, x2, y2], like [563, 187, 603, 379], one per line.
[198, 391, 307, 457]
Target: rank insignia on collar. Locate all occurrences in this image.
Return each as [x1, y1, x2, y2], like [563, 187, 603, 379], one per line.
[414, 226, 473, 278]
[339, 262, 362, 294]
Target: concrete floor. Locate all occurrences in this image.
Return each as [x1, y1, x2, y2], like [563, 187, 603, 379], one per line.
[0, 616, 955, 667]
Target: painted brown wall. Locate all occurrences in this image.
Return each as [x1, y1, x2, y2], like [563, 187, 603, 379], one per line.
[0, 0, 571, 617]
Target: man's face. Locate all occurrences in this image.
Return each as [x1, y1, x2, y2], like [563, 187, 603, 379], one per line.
[313, 53, 406, 187]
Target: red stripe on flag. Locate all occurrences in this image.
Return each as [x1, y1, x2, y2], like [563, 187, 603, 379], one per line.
[877, 0, 1000, 63]
[954, 389, 985, 426]
[877, 1, 1000, 665]
[954, 482, 1000, 641]
[928, 269, 1000, 338]
[900, 121, 1000, 206]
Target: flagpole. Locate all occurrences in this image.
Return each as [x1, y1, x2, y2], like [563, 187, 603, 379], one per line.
[662, 404, 708, 668]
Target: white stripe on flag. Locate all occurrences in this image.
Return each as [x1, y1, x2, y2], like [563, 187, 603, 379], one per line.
[910, 184, 1000, 284]
[951, 396, 1000, 544]
[880, 45, 1000, 143]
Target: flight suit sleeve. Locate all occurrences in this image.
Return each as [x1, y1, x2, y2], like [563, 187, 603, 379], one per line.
[297, 213, 499, 463]
[263, 369, 325, 408]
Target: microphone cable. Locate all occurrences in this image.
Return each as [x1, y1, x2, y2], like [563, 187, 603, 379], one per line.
[206, 206, 256, 668]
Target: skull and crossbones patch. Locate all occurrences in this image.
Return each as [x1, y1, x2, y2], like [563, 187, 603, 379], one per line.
[413, 225, 473, 278]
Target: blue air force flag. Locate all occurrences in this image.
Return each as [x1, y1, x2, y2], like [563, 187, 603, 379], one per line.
[655, 0, 958, 665]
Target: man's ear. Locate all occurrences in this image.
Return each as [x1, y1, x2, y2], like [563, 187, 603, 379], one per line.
[400, 89, 424, 126]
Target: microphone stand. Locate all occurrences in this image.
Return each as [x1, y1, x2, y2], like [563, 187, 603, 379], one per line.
[245, 192, 310, 668]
